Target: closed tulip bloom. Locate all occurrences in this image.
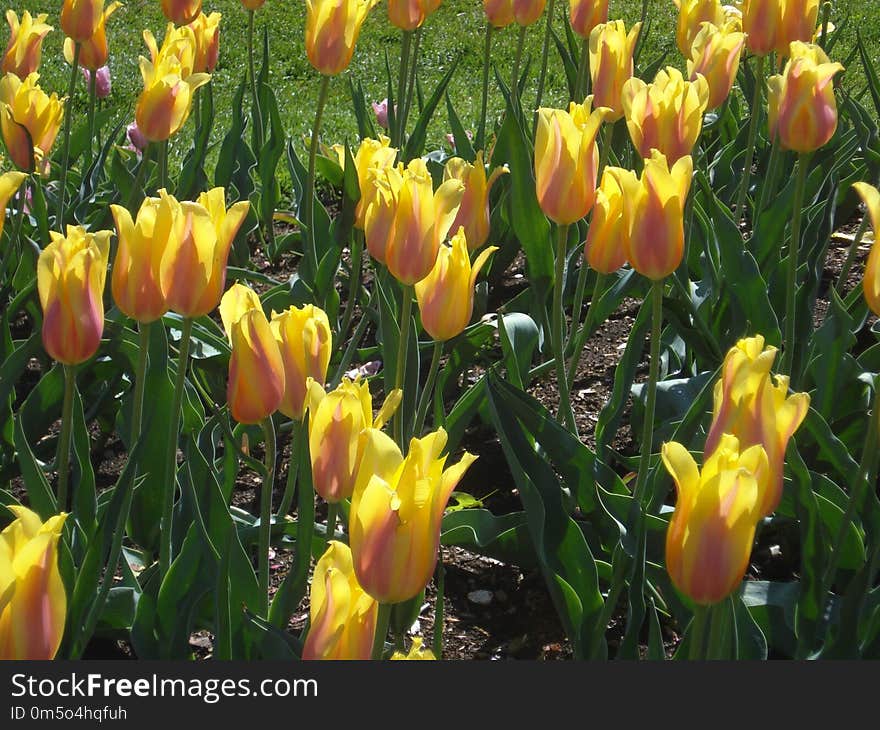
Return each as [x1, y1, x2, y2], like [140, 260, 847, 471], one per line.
[687, 21, 746, 111]
[38, 225, 112, 365]
[673, 0, 724, 57]
[443, 152, 507, 252]
[302, 541, 378, 660]
[415, 228, 498, 341]
[0, 507, 68, 660]
[622, 66, 709, 164]
[334, 135, 398, 229]
[61, 0, 103, 43]
[535, 98, 608, 225]
[350, 427, 477, 604]
[143, 23, 198, 76]
[584, 167, 626, 273]
[704, 335, 811, 516]
[589, 20, 641, 122]
[2, 11, 53, 79]
[161, 0, 202, 26]
[0, 72, 63, 172]
[363, 164, 403, 265]
[767, 41, 843, 153]
[241, 0, 266, 9]
[387, 0, 429, 31]
[160, 188, 250, 318]
[307, 0, 379, 75]
[390, 637, 436, 659]
[569, 0, 607, 38]
[385, 158, 465, 286]
[741, 0, 778, 55]
[663, 435, 768, 605]
[270, 304, 332, 420]
[0, 169, 26, 237]
[187, 12, 221, 73]
[483, 0, 515, 28]
[853, 182, 880, 317]
[135, 53, 208, 142]
[62, 2, 120, 71]
[775, 0, 819, 58]
[512, 0, 546, 26]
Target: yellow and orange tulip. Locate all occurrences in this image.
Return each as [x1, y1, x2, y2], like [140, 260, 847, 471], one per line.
[2, 10, 53, 79]
[687, 21, 746, 111]
[775, 0, 820, 58]
[161, 0, 202, 26]
[363, 163, 403, 265]
[387, 0, 431, 31]
[0, 71, 63, 172]
[241, 0, 266, 9]
[568, 0, 607, 38]
[333, 135, 398, 230]
[188, 12, 221, 74]
[512, 0, 546, 26]
[589, 20, 641, 122]
[63, 1, 120, 72]
[0, 168, 25, 238]
[483, 0, 515, 28]
[852, 182, 880, 317]
[673, 0, 725, 57]
[584, 166, 626, 273]
[741, 0, 778, 56]
[60, 0, 104, 44]
[306, 0, 379, 76]
[390, 637, 437, 659]
[442, 152, 507, 252]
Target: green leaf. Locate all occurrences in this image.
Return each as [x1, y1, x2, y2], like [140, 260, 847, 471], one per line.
[497, 312, 538, 389]
[404, 57, 460, 161]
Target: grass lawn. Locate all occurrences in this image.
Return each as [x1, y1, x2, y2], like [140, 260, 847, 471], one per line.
[12, 0, 880, 176]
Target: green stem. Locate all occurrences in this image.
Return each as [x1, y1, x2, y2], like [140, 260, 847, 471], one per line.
[394, 284, 414, 448]
[688, 605, 710, 660]
[158, 139, 169, 192]
[780, 152, 810, 379]
[705, 600, 730, 660]
[394, 31, 413, 148]
[401, 28, 421, 148]
[247, 10, 264, 153]
[835, 214, 870, 294]
[553, 224, 577, 432]
[304, 74, 331, 278]
[125, 144, 153, 210]
[566, 272, 605, 389]
[476, 23, 494, 151]
[371, 602, 393, 660]
[159, 317, 193, 579]
[259, 416, 277, 616]
[86, 69, 97, 162]
[632, 281, 663, 507]
[338, 231, 363, 347]
[276, 420, 301, 518]
[130, 322, 151, 446]
[56, 42, 81, 227]
[55, 365, 77, 512]
[324, 501, 338, 545]
[734, 54, 766, 222]
[414, 341, 443, 435]
[756, 136, 781, 222]
[330, 294, 372, 387]
[588, 568, 624, 658]
[533, 0, 557, 123]
[432, 550, 445, 658]
[511, 25, 527, 116]
[574, 37, 590, 101]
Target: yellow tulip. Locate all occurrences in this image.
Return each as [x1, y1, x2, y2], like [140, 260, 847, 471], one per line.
[187, 12, 221, 74]
[62, 2, 120, 71]
[363, 162, 403, 265]
[306, 0, 379, 76]
[0, 71, 63, 172]
[767, 41, 843, 154]
[350, 427, 477, 604]
[37, 225, 111, 365]
[159, 187, 250, 318]
[302, 541, 378, 660]
[333, 135, 398, 230]
[512, 0, 546, 26]
[143, 23, 197, 76]
[270, 304, 332, 420]
[704, 335, 810, 517]
[387, 0, 433, 31]
[2, 11, 53, 79]
[535, 98, 608, 225]
[306, 378, 402, 504]
[568, 0, 607, 38]
[741, 0, 779, 56]
[415, 227, 498, 342]
[384, 157, 465, 286]
[161, 0, 202, 26]
[443, 152, 507, 252]
[584, 166, 626, 274]
[589, 20, 641, 122]
[0, 168, 25, 238]
[390, 637, 437, 659]
[61, 0, 104, 44]
[775, 0, 820, 58]
[673, 0, 725, 57]
[853, 182, 880, 318]
[662, 435, 768, 605]
[0, 507, 68, 659]
[622, 66, 709, 164]
[687, 21, 746, 111]
[483, 0, 515, 28]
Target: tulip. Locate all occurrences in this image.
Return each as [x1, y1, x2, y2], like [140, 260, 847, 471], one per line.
[584, 166, 626, 273]
[483, 0, 515, 28]
[2, 11, 53, 79]
[270, 304, 332, 420]
[334, 135, 398, 230]
[372, 98, 390, 129]
[62, 1, 120, 71]
[241, 0, 266, 9]
[159, 188, 250, 318]
[443, 152, 507, 252]
[0, 169, 25, 236]
[662, 435, 769, 605]
[126, 120, 147, 154]
[135, 53, 208, 143]
[350, 427, 477, 604]
[614, 150, 693, 281]
[589, 20, 641, 122]
[37, 225, 111, 365]
[387, 0, 428, 31]
[622, 66, 709, 164]
[81, 65, 111, 98]
[363, 163, 403, 265]
[305, 378, 402, 503]
[60, 0, 104, 44]
[512, 0, 546, 26]
[415, 227, 498, 341]
[302, 541, 378, 660]
[390, 637, 436, 659]
[306, 0, 379, 75]
[0, 507, 68, 660]
[569, 0, 607, 38]
[767, 41, 843, 153]
[741, 0, 779, 56]
[673, 0, 725, 58]
[384, 157, 465, 286]
[775, 0, 820, 58]
[704, 335, 811, 516]
[853, 183, 880, 317]
[0, 72, 63, 172]
[188, 12, 221, 74]
[687, 21, 746, 111]
[161, 0, 202, 26]
[143, 23, 198, 76]
[534, 98, 608, 225]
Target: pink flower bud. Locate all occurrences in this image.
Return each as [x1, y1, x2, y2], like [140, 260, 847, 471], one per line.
[372, 98, 390, 129]
[126, 121, 147, 153]
[82, 65, 112, 98]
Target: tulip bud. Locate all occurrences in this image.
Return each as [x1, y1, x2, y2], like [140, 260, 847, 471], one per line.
[0, 71, 63, 172]
[362, 164, 403, 265]
[0, 507, 68, 660]
[302, 541, 378, 660]
[687, 21, 746, 111]
[584, 166, 626, 273]
[443, 152, 507, 252]
[390, 637, 437, 659]
[662, 435, 769, 605]
[512, 0, 547, 26]
[767, 41, 843, 153]
[306, 378, 402, 503]
[483, 0, 515, 28]
[61, 0, 104, 44]
[188, 12, 221, 74]
[853, 182, 880, 318]
[270, 304, 332, 420]
[704, 335, 811, 516]
[415, 228, 498, 342]
[741, 0, 779, 56]
[161, 0, 202, 26]
[388, 0, 429, 31]
[673, 0, 725, 57]
[63, 1, 120, 71]
[0, 170, 26, 238]
[775, 0, 820, 58]
[80, 65, 111, 98]
[2, 11, 53, 79]
[622, 66, 709, 164]
[589, 20, 641, 122]
[569, 0, 608, 38]
[535, 98, 609, 225]
[306, 0, 379, 75]
[385, 158, 465, 286]
[335, 135, 398, 230]
[126, 120, 147, 153]
[372, 98, 390, 129]
[350, 427, 477, 604]
[38, 225, 111, 365]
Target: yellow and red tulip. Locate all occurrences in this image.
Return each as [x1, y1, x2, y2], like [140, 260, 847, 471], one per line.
[60, 0, 104, 44]
[37, 225, 111, 365]
[188, 11, 221, 74]
[741, 0, 778, 56]
[442, 152, 507, 252]
[63, 1, 120, 72]
[0, 71, 63, 172]
[483, 0, 515, 28]
[775, 0, 820, 58]
[568, 0, 608, 38]
[2, 10, 53, 79]
[512, 0, 547, 27]
[852, 182, 880, 317]
[161, 0, 202, 26]
[0, 507, 68, 660]
[584, 166, 626, 274]
[241, 0, 266, 9]
[687, 21, 746, 111]
[589, 20, 641, 122]
[673, 0, 725, 57]
[306, 0, 379, 76]
[333, 135, 398, 230]
[363, 163, 403, 265]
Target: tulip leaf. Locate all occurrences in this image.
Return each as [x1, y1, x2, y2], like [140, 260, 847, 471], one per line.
[646, 598, 667, 660]
[177, 83, 214, 201]
[70, 386, 97, 542]
[215, 77, 255, 196]
[13, 412, 56, 520]
[446, 93, 476, 162]
[441, 508, 535, 567]
[498, 312, 539, 389]
[404, 56, 460, 161]
[348, 76, 378, 141]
